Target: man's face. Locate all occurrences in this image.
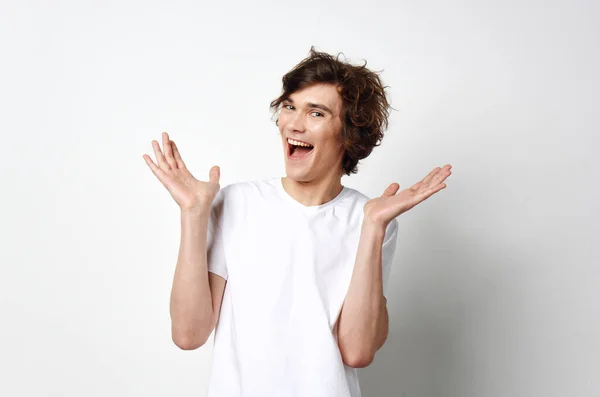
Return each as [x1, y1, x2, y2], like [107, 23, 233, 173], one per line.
[278, 83, 345, 182]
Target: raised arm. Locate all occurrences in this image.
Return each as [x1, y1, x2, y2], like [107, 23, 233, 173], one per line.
[337, 165, 452, 367]
[143, 132, 226, 350]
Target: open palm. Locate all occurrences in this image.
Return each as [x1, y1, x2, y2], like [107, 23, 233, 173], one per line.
[143, 132, 220, 211]
[364, 164, 452, 227]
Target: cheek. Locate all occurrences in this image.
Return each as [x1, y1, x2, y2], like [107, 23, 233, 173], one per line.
[278, 112, 291, 127]
[314, 123, 342, 147]
[315, 137, 344, 163]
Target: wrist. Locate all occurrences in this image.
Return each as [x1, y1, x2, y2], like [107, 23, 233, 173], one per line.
[361, 218, 387, 238]
[180, 207, 210, 219]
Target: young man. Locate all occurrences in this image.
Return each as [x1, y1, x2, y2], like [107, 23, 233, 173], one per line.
[143, 48, 452, 397]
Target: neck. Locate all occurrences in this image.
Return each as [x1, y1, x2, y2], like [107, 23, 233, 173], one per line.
[281, 174, 344, 207]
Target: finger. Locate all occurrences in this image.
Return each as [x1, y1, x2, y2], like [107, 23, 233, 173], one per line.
[209, 165, 220, 184]
[382, 182, 400, 197]
[410, 181, 424, 191]
[171, 140, 187, 170]
[143, 154, 168, 183]
[162, 132, 177, 169]
[432, 164, 452, 180]
[432, 167, 452, 185]
[421, 167, 441, 186]
[417, 183, 447, 202]
[152, 140, 170, 171]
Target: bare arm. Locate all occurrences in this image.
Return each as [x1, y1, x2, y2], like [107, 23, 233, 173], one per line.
[143, 132, 227, 350]
[337, 221, 389, 368]
[169, 209, 227, 350]
[337, 165, 452, 367]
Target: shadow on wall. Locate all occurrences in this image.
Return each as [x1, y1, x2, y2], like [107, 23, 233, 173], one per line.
[358, 205, 524, 397]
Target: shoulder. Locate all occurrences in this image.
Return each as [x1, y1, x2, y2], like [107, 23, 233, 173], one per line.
[212, 178, 280, 227]
[337, 186, 372, 215]
[215, 178, 280, 209]
[342, 186, 371, 205]
[219, 178, 279, 198]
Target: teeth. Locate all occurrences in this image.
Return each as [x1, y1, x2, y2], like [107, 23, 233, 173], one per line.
[287, 138, 314, 148]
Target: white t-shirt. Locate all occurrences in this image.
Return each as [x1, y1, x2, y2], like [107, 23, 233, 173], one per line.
[205, 177, 399, 397]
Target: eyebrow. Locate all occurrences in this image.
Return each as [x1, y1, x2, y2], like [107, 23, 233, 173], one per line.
[282, 97, 334, 115]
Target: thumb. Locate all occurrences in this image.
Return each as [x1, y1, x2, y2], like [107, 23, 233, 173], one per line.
[382, 182, 400, 197]
[209, 165, 220, 184]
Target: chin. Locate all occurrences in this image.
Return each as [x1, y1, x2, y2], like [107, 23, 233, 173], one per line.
[283, 154, 312, 183]
[284, 165, 311, 182]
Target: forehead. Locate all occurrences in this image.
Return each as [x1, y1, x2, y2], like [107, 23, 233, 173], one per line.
[287, 83, 342, 114]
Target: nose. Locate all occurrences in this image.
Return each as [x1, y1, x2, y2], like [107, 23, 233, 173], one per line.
[286, 109, 306, 133]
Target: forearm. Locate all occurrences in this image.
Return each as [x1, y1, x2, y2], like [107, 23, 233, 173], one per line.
[337, 220, 389, 367]
[170, 209, 215, 347]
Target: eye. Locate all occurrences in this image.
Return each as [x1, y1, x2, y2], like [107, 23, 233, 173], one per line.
[283, 104, 294, 110]
[311, 111, 324, 117]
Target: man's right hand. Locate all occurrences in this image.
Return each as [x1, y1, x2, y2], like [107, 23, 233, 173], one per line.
[143, 132, 220, 213]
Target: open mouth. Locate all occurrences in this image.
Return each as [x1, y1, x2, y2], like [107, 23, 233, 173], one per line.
[287, 138, 314, 159]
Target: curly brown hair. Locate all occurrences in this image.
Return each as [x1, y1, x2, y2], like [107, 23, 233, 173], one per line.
[270, 46, 392, 176]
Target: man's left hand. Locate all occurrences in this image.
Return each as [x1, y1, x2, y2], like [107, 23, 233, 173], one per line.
[363, 164, 452, 228]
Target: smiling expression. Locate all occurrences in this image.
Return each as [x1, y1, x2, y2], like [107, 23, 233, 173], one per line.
[278, 83, 345, 183]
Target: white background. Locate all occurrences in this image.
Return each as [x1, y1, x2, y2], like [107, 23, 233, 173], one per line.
[1, 0, 598, 396]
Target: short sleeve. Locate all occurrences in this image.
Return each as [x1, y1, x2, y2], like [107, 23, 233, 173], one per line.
[381, 218, 399, 299]
[207, 189, 228, 280]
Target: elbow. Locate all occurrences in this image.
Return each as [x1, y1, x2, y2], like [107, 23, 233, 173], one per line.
[341, 349, 375, 368]
[171, 327, 210, 350]
[339, 338, 376, 368]
[338, 329, 381, 368]
[172, 335, 205, 350]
